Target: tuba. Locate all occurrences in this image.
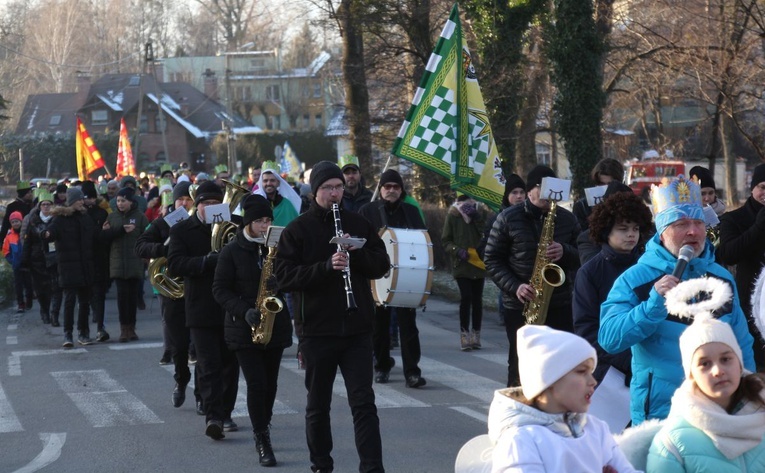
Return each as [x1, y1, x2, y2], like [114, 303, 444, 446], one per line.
[522, 200, 565, 325]
[211, 179, 251, 252]
[148, 256, 184, 299]
[251, 240, 284, 345]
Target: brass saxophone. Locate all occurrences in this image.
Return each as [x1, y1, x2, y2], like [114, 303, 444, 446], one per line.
[252, 241, 284, 345]
[522, 200, 566, 325]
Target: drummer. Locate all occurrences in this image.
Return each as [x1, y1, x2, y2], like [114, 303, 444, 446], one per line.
[359, 169, 428, 388]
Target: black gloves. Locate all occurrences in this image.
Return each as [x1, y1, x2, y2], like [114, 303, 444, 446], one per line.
[245, 308, 261, 327]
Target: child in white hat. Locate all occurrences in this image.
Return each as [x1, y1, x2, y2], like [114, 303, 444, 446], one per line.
[647, 312, 765, 471]
[488, 325, 640, 472]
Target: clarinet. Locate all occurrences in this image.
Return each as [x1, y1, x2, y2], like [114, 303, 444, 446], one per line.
[332, 203, 358, 312]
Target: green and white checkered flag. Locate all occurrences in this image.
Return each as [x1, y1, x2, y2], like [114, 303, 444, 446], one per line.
[391, 2, 505, 210]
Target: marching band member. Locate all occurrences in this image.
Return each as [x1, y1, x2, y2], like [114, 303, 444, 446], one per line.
[274, 161, 389, 473]
[213, 194, 293, 467]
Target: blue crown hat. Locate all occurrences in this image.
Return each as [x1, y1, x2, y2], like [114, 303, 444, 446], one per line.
[651, 175, 704, 235]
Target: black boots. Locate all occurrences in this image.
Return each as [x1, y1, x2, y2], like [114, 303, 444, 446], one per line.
[254, 430, 276, 467]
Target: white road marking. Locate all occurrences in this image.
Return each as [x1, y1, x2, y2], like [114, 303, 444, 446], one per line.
[395, 355, 505, 404]
[7, 349, 88, 376]
[450, 406, 488, 423]
[11, 432, 66, 473]
[0, 377, 22, 433]
[108, 342, 164, 350]
[472, 353, 507, 366]
[7, 336, 18, 344]
[8, 324, 18, 331]
[51, 370, 163, 427]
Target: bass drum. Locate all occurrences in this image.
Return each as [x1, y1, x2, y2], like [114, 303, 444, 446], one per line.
[372, 228, 434, 308]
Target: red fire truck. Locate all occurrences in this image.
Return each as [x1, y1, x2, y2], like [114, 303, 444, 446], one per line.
[626, 158, 687, 202]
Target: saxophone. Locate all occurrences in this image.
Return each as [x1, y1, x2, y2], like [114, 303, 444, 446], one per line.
[522, 200, 566, 325]
[251, 242, 284, 345]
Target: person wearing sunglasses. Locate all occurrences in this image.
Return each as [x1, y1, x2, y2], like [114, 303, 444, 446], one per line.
[360, 169, 429, 389]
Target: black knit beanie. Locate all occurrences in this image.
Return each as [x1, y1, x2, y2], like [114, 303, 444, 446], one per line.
[379, 169, 405, 190]
[526, 165, 556, 192]
[117, 187, 135, 202]
[242, 194, 273, 226]
[310, 161, 345, 195]
[172, 181, 191, 202]
[194, 180, 224, 205]
[752, 164, 765, 191]
[81, 181, 98, 199]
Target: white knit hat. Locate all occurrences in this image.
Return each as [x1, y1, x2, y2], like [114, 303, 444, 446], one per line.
[517, 325, 597, 400]
[679, 317, 744, 378]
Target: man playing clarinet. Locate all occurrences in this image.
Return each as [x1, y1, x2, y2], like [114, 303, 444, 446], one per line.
[274, 161, 390, 473]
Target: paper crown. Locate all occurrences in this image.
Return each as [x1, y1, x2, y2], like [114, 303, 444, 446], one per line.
[97, 182, 108, 195]
[651, 175, 704, 234]
[17, 181, 31, 191]
[262, 160, 280, 174]
[214, 164, 228, 175]
[160, 164, 173, 175]
[338, 154, 360, 170]
[34, 189, 53, 203]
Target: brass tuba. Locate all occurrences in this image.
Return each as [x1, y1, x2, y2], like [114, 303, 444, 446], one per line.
[522, 200, 565, 325]
[148, 256, 184, 299]
[211, 179, 251, 252]
[251, 241, 284, 345]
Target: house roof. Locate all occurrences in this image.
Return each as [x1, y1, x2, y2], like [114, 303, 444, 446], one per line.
[15, 73, 260, 137]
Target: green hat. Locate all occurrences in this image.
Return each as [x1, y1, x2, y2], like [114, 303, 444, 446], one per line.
[338, 154, 360, 171]
[262, 161, 280, 174]
[35, 189, 54, 203]
[214, 164, 228, 175]
[160, 164, 174, 176]
[17, 181, 31, 191]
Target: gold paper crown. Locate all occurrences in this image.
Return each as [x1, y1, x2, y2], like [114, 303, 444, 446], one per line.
[35, 189, 53, 203]
[214, 164, 228, 175]
[650, 175, 702, 215]
[338, 154, 360, 170]
[262, 160, 280, 174]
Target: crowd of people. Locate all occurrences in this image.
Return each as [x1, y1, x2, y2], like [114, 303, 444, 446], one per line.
[6, 155, 765, 472]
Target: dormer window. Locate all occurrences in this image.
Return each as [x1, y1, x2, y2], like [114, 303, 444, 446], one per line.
[49, 115, 62, 126]
[128, 75, 141, 87]
[92, 110, 108, 125]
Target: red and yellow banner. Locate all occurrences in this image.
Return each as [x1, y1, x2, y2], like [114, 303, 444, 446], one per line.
[75, 117, 106, 180]
[116, 118, 136, 177]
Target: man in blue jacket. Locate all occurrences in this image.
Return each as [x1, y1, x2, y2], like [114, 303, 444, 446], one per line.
[599, 175, 755, 425]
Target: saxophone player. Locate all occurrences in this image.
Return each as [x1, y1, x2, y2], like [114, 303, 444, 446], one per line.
[212, 195, 293, 467]
[484, 165, 581, 387]
[274, 161, 390, 473]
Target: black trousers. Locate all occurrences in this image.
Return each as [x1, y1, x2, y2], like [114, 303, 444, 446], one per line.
[63, 286, 91, 335]
[190, 326, 239, 423]
[30, 266, 53, 318]
[160, 295, 193, 389]
[236, 347, 284, 433]
[503, 305, 573, 387]
[373, 306, 421, 378]
[90, 280, 108, 329]
[456, 277, 484, 332]
[13, 267, 33, 306]
[301, 334, 383, 473]
[115, 278, 140, 326]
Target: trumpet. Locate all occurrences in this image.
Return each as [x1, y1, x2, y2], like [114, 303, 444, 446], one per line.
[332, 203, 357, 312]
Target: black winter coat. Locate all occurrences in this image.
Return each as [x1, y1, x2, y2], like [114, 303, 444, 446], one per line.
[21, 208, 55, 272]
[274, 201, 390, 337]
[87, 201, 110, 283]
[0, 198, 32, 247]
[342, 185, 373, 213]
[135, 217, 170, 260]
[212, 229, 293, 351]
[46, 205, 95, 288]
[572, 244, 637, 383]
[358, 198, 426, 230]
[717, 196, 765, 318]
[167, 214, 222, 328]
[484, 199, 580, 312]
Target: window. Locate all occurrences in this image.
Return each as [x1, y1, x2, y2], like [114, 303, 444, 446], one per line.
[128, 75, 141, 87]
[303, 114, 310, 128]
[154, 114, 166, 133]
[156, 151, 167, 163]
[270, 115, 280, 130]
[250, 59, 265, 69]
[139, 114, 148, 133]
[313, 83, 322, 98]
[266, 85, 280, 101]
[92, 110, 108, 126]
[49, 115, 62, 127]
[315, 114, 322, 126]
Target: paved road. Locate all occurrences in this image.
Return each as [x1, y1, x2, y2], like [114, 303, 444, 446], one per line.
[0, 283, 510, 472]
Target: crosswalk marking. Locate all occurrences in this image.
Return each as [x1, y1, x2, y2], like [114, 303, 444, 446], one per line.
[8, 349, 88, 376]
[397, 355, 505, 404]
[450, 406, 488, 423]
[0, 377, 22, 433]
[108, 342, 164, 351]
[473, 353, 507, 366]
[51, 370, 162, 427]
[7, 336, 18, 344]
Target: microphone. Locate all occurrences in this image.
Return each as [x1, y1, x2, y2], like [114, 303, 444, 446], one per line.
[672, 245, 695, 279]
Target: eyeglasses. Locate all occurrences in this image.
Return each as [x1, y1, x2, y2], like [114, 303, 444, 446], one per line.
[382, 183, 401, 191]
[319, 184, 345, 193]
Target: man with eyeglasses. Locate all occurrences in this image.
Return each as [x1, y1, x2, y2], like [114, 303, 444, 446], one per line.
[168, 181, 239, 441]
[359, 169, 429, 389]
[339, 155, 372, 213]
[275, 161, 390, 473]
[253, 160, 301, 226]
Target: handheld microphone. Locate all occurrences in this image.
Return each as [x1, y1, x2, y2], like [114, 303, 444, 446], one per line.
[671, 245, 695, 279]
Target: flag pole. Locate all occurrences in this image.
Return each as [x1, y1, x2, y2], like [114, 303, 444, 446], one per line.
[370, 154, 393, 202]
